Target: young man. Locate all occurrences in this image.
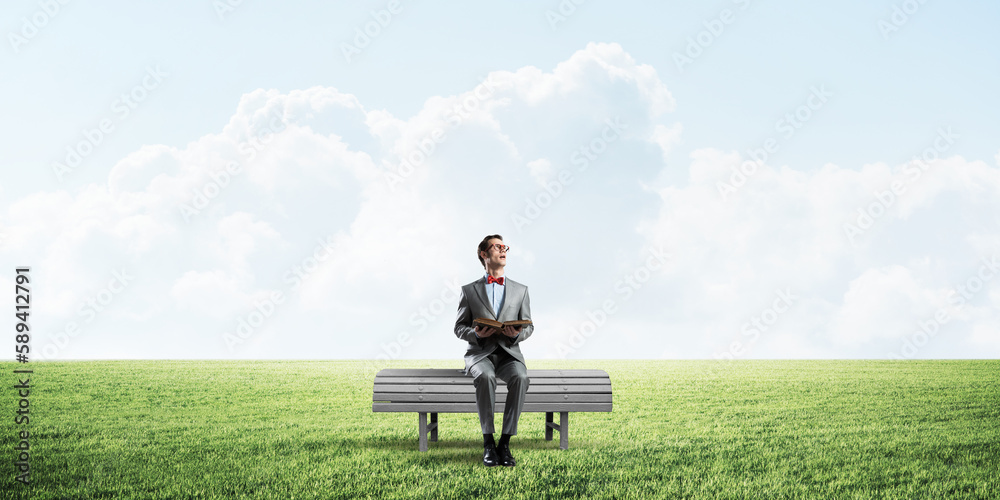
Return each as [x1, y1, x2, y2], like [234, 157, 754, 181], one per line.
[454, 234, 534, 467]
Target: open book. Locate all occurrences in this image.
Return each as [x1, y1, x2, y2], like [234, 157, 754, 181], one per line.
[473, 318, 532, 329]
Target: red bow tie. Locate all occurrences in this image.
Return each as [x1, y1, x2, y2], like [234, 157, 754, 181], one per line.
[487, 275, 504, 285]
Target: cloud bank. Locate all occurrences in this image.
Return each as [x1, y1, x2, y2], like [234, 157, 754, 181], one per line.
[2, 42, 998, 361]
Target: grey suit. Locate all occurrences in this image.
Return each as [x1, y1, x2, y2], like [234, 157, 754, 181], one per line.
[454, 276, 533, 435]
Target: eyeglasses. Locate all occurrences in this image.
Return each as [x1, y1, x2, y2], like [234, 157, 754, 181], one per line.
[490, 244, 510, 253]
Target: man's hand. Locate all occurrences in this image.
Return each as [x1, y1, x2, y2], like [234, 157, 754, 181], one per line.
[502, 325, 521, 338]
[475, 325, 497, 338]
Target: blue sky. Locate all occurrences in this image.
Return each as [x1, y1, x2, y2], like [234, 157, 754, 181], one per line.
[2, 1, 999, 361]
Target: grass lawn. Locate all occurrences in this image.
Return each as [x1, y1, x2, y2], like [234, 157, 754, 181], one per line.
[1, 359, 998, 499]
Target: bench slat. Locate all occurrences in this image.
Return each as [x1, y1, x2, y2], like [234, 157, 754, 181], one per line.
[373, 384, 611, 394]
[375, 369, 609, 378]
[374, 376, 610, 385]
[374, 392, 612, 403]
[373, 402, 612, 412]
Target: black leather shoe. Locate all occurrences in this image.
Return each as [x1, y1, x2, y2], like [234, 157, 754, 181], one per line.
[497, 442, 516, 467]
[483, 443, 500, 467]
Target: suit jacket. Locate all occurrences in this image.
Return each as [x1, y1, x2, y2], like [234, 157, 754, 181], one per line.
[454, 276, 534, 375]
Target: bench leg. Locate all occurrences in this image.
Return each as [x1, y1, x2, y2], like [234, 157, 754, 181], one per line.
[430, 412, 438, 442]
[544, 412, 570, 449]
[418, 413, 428, 452]
[560, 412, 569, 450]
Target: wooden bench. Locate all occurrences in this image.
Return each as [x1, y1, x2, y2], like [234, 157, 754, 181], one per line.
[372, 368, 613, 451]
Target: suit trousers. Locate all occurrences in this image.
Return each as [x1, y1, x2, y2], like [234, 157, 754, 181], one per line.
[468, 347, 530, 435]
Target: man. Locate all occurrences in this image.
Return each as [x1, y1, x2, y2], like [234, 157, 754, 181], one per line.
[454, 234, 533, 467]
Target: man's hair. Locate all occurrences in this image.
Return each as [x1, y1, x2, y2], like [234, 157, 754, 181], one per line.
[477, 234, 503, 269]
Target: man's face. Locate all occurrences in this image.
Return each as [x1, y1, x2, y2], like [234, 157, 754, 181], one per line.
[482, 238, 507, 269]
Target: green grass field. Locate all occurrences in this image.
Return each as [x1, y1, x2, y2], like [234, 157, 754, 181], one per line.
[1, 360, 998, 499]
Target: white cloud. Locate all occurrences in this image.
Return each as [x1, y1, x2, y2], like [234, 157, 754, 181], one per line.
[212, 211, 285, 272]
[526, 158, 554, 186]
[170, 269, 257, 318]
[637, 142, 1000, 357]
[649, 123, 683, 162]
[828, 266, 950, 345]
